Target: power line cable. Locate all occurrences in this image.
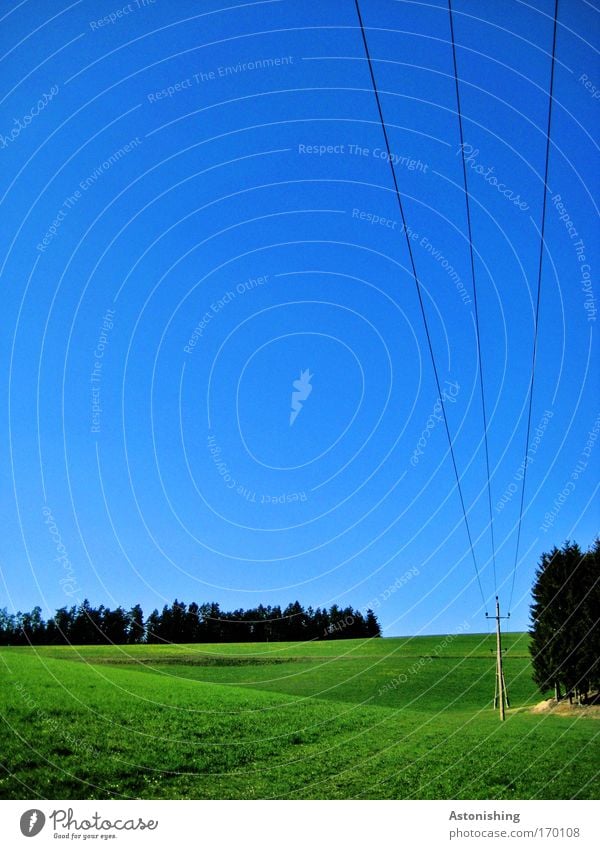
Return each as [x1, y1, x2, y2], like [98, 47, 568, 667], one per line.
[508, 0, 559, 613]
[353, 0, 488, 612]
[448, 0, 498, 595]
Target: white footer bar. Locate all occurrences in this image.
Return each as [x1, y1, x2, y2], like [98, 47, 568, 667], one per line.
[0, 799, 597, 847]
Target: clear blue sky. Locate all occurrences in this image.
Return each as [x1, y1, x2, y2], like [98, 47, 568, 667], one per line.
[1, 0, 598, 636]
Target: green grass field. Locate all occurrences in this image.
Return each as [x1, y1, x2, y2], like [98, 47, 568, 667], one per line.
[1, 633, 597, 800]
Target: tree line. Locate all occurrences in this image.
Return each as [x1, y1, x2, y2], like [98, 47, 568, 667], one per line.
[0, 598, 381, 646]
[530, 538, 599, 704]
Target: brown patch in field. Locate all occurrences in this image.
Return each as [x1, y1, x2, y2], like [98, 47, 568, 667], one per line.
[532, 695, 600, 719]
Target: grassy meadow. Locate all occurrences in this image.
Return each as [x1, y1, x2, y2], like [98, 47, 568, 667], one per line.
[0, 633, 597, 800]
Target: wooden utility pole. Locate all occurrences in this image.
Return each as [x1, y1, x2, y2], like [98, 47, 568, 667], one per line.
[487, 596, 510, 721]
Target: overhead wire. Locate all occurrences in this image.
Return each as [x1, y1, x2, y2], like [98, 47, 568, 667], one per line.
[448, 0, 498, 597]
[508, 0, 559, 613]
[353, 0, 488, 612]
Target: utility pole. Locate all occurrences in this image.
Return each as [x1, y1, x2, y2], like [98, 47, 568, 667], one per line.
[486, 596, 510, 721]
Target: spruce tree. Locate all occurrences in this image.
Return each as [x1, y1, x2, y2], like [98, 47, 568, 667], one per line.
[530, 540, 599, 702]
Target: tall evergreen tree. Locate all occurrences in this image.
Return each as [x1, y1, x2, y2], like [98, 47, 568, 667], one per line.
[127, 604, 145, 643]
[145, 609, 162, 644]
[101, 606, 129, 644]
[365, 609, 382, 638]
[530, 539, 600, 702]
[0, 608, 16, 645]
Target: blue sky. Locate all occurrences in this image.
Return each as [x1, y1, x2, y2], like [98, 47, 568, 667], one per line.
[1, 0, 598, 636]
